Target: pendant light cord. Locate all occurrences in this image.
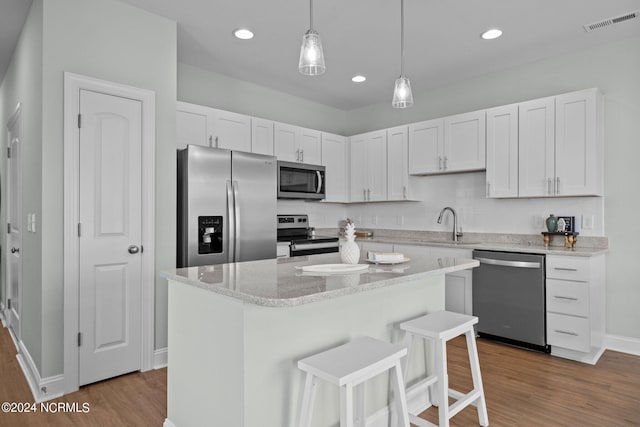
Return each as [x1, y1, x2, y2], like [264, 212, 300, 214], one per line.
[400, 0, 405, 76]
[310, 0, 314, 31]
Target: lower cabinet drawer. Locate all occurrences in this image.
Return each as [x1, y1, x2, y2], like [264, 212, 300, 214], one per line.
[547, 312, 590, 352]
[546, 279, 589, 317]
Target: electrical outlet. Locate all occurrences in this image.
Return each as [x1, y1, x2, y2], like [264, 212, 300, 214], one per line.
[372, 215, 378, 225]
[534, 215, 544, 228]
[582, 215, 594, 230]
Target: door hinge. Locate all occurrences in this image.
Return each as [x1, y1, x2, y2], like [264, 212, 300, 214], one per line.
[140, 245, 144, 253]
[77, 223, 82, 237]
[7, 147, 11, 158]
[7, 223, 11, 234]
[77, 114, 82, 129]
[77, 332, 82, 347]
[7, 299, 11, 310]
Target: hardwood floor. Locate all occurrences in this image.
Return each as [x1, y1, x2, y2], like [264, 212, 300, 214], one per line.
[0, 323, 639, 426]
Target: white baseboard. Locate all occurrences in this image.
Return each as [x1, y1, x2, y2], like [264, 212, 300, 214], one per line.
[605, 334, 640, 356]
[154, 347, 168, 369]
[16, 340, 64, 403]
[366, 379, 432, 427]
[163, 418, 178, 427]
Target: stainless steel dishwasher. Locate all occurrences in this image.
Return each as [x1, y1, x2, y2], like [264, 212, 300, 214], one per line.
[472, 250, 549, 353]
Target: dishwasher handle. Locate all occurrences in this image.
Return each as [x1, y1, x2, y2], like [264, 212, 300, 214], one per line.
[476, 257, 541, 269]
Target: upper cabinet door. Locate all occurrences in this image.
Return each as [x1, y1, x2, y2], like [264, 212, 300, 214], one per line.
[387, 126, 410, 200]
[299, 128, 322, 165]
[211, 109, 251, 152]
[251, 118, 274, 156]
[349, 135, 367, 202]
[518, 96, 555, 197]
[366, 130, 388, 201]
[321, 133, 348, 203]
[274, 122, 298, 162]
[486, 104, 519, 198]
[444, 110, 486, 172]
[408, 119, 443, 174]
[176, 102, 213, 149]
[555, 88, 603, 196]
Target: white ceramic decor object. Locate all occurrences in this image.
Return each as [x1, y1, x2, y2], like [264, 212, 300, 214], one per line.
[341, 222, 360, 264]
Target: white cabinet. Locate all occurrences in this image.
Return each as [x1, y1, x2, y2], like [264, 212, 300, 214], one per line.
[408, 110, 485, 174]
[251, 118, 274, 156]
[444, 110, 486, 172]
[321, 132, 348, 203]
[386, 126, 411, 201]
[489, 88, 603, 198]
[177, 102, 214, 149]
[349, 130, 387, 202]
[545, 254, 605, 363]
[486, 104, 519, 198]
[518, 96, 555, 197]
[176, 102, 251, 152]
[554, 88, 603, 196]
[408, 119, 443, 174]
[274, 122, 322, 164]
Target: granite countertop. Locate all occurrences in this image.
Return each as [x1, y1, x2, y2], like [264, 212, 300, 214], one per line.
[161, 253, 478, 308]
[323, 229, 609, 257]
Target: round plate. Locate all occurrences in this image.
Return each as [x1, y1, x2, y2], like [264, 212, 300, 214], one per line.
[297, 264, 369, 273]
[366, 257, 410, 265]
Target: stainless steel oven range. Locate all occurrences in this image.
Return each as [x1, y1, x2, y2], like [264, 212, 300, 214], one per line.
[277, 215, 339, 257]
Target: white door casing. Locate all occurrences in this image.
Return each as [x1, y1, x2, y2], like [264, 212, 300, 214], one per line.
[6, 103, 22, 342]
[63, 73, 155, 394]
[78, 90, 143, 385]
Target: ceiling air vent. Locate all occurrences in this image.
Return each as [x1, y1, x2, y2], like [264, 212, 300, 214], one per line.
[584, 10, 639, 32]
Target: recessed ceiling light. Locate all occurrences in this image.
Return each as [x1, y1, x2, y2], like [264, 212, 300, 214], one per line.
[481, 28, 502, 40]
[352, 75, 366, 83]
[233, 28, 254, 40]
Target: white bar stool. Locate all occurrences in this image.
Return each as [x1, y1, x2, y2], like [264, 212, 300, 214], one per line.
[400, 311, 489, 427]
[297, 336, 410, 427]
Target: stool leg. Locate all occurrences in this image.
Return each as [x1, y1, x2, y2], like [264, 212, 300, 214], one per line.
[340, 384, 355, 427]
[355, 382, 366, 427]
[391, 361, 410, 427]
[435, 339, 450, 427]
[299, 373, 317, 427]
[465, 330, 489, 426]
[401, 331, 414, 386]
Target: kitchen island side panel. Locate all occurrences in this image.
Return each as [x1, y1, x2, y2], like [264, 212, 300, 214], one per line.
[166, 280, 245, 427]
[243, 275, 445, 427]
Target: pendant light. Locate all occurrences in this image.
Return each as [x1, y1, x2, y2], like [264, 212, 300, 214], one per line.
[298, 0, 326, 76]
[392, 0, 413, 108]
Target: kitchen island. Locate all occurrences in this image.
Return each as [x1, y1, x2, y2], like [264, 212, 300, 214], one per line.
[161, 253, 479, 427]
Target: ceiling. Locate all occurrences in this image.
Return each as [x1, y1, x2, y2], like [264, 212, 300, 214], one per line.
[0, 0, 33, 84]
[1, 1, 639, 110]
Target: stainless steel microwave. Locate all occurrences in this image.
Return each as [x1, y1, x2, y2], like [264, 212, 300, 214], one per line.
[277, 161, 325, 200]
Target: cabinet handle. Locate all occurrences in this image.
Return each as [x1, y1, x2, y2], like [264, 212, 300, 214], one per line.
[556, 177, 560, 195]
[367, 188, 371, 200]
[443, 156, 448, 170]
[300, 149, 304, 162]
[553, 295, 579, 301]
[554, 329, 579, 337]
[554, 267, 578, 272]
[403, 186, 407, 199]
[439, 156, 443, 170]
[209, 135, 213, 147]
[296, 149, 300, 161]
[547, 178, 552, 195]
[486, 182, 490, 197]
[363, 188, 366, 201]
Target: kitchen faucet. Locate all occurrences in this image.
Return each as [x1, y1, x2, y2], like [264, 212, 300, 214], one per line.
[437, 207, 463, 242]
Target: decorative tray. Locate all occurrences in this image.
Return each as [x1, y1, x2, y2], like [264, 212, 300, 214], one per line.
[295, 264, 369, 274]
[365, 257, 410, 265]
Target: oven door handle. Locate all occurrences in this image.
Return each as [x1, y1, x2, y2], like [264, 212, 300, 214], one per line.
[476, 257, 541, 269]
[291, 242, 339, 251]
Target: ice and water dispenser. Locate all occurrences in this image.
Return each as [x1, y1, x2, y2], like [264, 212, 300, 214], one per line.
[198, 216, 223, 254]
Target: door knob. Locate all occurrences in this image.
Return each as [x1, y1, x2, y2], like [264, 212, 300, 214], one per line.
[10, 247, 19, 254]
[128, 245, 140, 254]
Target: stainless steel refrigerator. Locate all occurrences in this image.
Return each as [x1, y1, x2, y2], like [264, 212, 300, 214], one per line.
[177, 145, 277, 267]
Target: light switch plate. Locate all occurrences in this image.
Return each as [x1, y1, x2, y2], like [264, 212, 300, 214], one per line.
[582, 215, 594, 230]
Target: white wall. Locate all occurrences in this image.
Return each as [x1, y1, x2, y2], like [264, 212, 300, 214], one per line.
[178, 63, 349, 136]
[0, 0, 44, 371]
[37, 0, 176, 376]
[344, 36, 640, 340]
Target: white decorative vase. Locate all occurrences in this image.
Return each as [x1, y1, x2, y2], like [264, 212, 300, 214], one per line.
[341, 238, 360, 264]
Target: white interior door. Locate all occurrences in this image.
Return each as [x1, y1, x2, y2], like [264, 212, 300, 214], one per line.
[78, 89, 142, 386]
[6, 108, 22, 340]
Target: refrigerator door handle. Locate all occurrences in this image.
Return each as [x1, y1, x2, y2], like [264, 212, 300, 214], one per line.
[227, 180, 235, 263]
[315, 171, 323, 194]
[233, 180, 240, 262]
